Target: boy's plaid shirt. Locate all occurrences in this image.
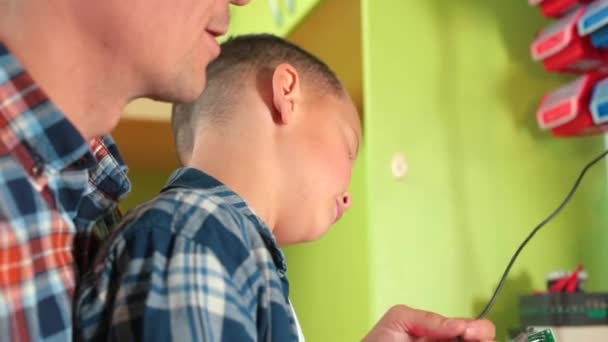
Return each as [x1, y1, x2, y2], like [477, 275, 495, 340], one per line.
[76, 168, 303, 341]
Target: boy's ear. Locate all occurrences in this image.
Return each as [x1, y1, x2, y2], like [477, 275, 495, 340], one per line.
[271, 63, 301, 125]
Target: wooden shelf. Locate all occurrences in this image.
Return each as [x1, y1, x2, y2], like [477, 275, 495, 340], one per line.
[112, 118, 180, 170]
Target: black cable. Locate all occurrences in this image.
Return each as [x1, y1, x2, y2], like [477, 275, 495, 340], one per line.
[456, 149, 608, 342]
[477, 148, 608, 320]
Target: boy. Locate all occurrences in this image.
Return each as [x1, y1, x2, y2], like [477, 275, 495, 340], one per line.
[77, 34, 495, 341]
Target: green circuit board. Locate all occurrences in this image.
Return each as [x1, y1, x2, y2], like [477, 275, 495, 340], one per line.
[527, 329, 556, 342]
[510, 328, 556, 342]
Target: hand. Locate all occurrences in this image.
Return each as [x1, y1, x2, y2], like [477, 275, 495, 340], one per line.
[362, 305, 496, 342]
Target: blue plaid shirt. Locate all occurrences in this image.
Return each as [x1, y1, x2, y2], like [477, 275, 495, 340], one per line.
[77, 168, 303, 341]
[0, 44, 130, 341]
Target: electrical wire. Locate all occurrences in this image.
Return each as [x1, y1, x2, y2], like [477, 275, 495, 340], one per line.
[457, 149, 608, 342]
[477, 149, 608, 319]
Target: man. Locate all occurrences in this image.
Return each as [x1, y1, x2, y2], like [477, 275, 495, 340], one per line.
[0, 1, 248, 340]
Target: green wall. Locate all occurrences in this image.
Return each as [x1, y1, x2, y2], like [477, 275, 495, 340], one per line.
[362, 0, 608, 339]
[119, 169, 171, 212]
[226, 0, 321, 38]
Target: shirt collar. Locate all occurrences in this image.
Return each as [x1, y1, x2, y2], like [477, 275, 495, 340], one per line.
[0, 43, 95, 171]
[163, 167, 288, 275]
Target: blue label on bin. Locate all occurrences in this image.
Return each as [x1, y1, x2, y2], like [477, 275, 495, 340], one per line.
[590, 78, 608, 123]
[579, 0, 608, 36]
[591, 26, 608, 48]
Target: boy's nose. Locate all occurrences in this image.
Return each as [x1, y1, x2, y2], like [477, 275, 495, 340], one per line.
[341, 192, 352, 211]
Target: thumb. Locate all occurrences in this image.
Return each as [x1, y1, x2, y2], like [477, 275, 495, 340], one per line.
[381, 305, 467, 339]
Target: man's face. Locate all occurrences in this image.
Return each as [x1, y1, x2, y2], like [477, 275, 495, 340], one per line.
[73, 0, 249, 103]
[274, 92, 361, 245]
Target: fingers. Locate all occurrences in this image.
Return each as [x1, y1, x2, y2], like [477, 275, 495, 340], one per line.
[365, 305, 497, 342]
[462, 319, 496, 341]
[384, 305, 467, 339]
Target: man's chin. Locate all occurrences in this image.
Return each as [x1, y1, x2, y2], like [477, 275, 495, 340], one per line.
[146, 72, 207, 104]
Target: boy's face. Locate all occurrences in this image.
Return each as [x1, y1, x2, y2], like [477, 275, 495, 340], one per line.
[73, 0, 249, 103]
[275, 92, 361, 244]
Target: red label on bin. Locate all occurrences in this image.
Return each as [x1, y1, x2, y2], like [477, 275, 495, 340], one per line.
[532, 8, 585, 61]
[540, 103, 575, 125]
[533, 31, 568, 59]
[537, 76, 586, 129]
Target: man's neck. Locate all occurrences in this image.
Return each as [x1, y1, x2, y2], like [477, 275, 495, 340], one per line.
[188, 128, 279, 231]
[0, 1, 130, 140]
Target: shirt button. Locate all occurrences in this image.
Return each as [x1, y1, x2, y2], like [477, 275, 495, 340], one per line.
[32, 164, 44, 176]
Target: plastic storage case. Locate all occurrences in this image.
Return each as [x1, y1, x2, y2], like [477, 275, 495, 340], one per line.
[519, 293, 608, 326]
[530, 0, 594, 19]
[578, 0, 608, 49]
[532, 8, 605, 73]
[536, 73, 608, 136]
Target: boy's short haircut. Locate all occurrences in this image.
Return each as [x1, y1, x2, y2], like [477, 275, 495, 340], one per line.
[171, 34, 344, 161]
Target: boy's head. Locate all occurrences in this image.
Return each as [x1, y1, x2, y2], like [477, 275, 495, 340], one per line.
[172, 34, 361, 244]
